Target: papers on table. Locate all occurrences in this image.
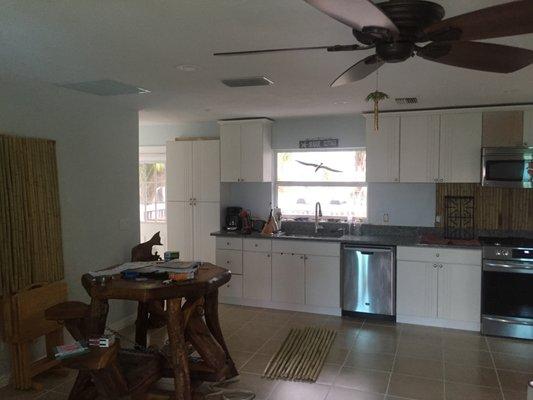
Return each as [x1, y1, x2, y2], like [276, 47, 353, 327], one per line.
[88, 261, 201, 277]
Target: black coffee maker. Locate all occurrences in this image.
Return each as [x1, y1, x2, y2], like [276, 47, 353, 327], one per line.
[225, 207, 242, 231]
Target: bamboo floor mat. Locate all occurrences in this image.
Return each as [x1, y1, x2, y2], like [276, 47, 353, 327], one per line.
[262, 327, 336, 382]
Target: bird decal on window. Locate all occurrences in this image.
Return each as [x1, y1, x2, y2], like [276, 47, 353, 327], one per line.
[296, 160, 342, 173]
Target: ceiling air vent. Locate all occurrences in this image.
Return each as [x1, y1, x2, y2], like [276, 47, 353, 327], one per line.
[395, 97, 418, 105]
[221, 76, 274, 88]
[57, 79, 150, 96]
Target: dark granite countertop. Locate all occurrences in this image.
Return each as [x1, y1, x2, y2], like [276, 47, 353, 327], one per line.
[210, 230, 482, 249]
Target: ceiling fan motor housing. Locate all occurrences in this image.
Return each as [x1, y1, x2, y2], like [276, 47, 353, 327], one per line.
[353, 0, 446, 62]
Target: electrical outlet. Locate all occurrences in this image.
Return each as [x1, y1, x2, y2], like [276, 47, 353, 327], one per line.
[382, 213, 389, 224]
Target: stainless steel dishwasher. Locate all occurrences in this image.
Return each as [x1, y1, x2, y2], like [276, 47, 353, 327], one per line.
[342, 245, 396, 320]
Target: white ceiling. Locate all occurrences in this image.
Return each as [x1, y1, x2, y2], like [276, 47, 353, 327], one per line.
[1, 0, 532, 124]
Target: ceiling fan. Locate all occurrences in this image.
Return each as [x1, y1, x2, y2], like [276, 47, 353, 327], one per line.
[214, 0, 533, 86]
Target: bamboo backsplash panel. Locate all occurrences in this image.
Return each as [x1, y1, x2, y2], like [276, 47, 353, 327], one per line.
[436, 184, 533, 231]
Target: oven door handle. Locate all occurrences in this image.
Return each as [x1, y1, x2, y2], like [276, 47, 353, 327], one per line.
[483, 261, 533, 274]
[483, 315, 533, 326]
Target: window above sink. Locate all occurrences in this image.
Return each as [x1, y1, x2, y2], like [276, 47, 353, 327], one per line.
[275, 149, 367, 220]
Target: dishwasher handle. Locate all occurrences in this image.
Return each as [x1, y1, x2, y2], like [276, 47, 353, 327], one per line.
[343, 245, 394, 254]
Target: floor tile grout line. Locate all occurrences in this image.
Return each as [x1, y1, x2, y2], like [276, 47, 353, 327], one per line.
[486, 335, 506, 400]
[384, 319, 402, 399]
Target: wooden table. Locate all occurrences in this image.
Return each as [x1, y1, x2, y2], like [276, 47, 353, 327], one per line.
[81, 263, 238, 400]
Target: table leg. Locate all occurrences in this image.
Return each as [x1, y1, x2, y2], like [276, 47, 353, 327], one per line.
[204, 289, 238, 378]
[135, 302, 149, 348]
[88, 298, 109, 337]
[166, 297, 191, 400]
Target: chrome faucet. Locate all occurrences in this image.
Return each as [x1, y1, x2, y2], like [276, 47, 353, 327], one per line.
[314, 202, 323, 233]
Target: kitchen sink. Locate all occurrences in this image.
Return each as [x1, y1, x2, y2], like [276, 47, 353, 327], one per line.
[277, 230, 345, 239]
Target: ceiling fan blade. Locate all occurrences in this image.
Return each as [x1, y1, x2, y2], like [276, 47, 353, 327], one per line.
[331, 54, 384, 87]
[213, 44, 361, 56]
[304, 0, 399, 38]
[425, 0, 533, 41]
[418, 41, 533, 73]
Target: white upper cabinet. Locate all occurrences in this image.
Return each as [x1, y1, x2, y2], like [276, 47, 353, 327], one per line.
[192, 140, 220, 202]
[439, 112, 482, 183]
[167, 139, 220, 201]
[219, 119, 273, 183]
[400, 114, 440, 183]
[220, 124, 241, 182]
[366, 116, 400, 182]
[166, 141, 193, 202]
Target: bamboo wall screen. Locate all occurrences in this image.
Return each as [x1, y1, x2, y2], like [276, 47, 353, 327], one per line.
[436, 183, 533, 231]
[0, 134, 64, 296]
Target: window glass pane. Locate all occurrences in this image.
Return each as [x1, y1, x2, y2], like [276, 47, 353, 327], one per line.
[139, 162, 166, 222]
[277, 186, 367, 219]
[277, 150, 365, 182]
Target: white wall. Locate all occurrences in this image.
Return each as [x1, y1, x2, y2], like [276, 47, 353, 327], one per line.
[140, 115, 436, 227]
[0, 75, 140, 380]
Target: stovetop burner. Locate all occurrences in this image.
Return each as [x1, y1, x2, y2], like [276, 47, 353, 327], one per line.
[479, 236, 533, 248]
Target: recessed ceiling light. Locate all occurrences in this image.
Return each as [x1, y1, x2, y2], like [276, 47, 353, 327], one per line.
[175, 64, 199, 72]
[333, 100, 349, 105]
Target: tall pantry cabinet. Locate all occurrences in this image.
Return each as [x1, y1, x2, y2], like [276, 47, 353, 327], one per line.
[166, 139, 220, 263]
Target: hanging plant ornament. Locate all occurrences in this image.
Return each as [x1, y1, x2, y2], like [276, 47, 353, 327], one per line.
[366, 90, 389, 132]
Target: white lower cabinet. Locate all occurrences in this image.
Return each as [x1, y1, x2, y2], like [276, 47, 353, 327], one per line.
[305, 255, 340, 308]
[217, 238, 341, 315]
[219, 274, 242, 298]
[272, 253, 305, 304]
[243, 251, 272, 301]
[397, 246, 481, 330]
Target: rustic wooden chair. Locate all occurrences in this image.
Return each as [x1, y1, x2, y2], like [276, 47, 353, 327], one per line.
[45, 301, 164, 400]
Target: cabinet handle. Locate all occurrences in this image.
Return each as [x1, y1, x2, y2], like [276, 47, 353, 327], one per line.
[439, 264, 443, 269]
[439, 178, 444, 182]
[254, 244, 258, 247]
[226, 261, 230, 264]
[304, 255, 308, 260]
[436, 253, 440, 257]
[300, 256, 304, 259]
[226, 242, 230, 246]
[267, 254, 271, 258]
[433, 264, 438, 268]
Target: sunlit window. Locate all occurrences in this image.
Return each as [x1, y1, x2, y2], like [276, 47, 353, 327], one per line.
[139, 162, 166, 222]
[276, 150, 367, 220]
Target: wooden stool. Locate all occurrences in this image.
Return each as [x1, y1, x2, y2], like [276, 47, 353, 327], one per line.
[46, 301, 164, 400]
[1, 282, 68, 390]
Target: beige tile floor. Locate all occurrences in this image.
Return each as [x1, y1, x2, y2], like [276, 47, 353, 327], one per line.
[1, 304, 532, 400]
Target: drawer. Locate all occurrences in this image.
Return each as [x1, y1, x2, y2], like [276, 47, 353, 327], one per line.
[244, 238, 272, 253]
[219, 274, 242, 298]
[216, 249, 243, 274]
[216, 237, 243, 251]
[272, 239, 340, 257]
[397, 246, 481, 265]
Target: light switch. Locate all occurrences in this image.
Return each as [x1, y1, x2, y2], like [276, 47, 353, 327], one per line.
[382, 213, 389, 224]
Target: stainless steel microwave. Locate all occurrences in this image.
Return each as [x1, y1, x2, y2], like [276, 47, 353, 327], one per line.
[482, 147, 533, 188]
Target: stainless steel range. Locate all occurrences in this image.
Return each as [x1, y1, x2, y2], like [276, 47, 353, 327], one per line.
[480, 237, 533, 340]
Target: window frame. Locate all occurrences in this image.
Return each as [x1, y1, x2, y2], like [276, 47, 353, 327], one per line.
[139, 146, 166, 223]
[273, 148, 368, 221]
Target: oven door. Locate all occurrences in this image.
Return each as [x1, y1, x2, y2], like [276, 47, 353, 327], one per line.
[482, 260, 533, 339]
[481, 148, 533, 188]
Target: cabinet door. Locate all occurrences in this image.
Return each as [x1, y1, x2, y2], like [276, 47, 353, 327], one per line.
[439, 113, 482, 183]
[219, 274, 243, 298]
[166, 141, 193, 201]
[216, 249, 243, 274]
[240, 122, 264, 182]
[397, 261, 438, 318]
[193, 202, 220, 264]
[524, 110, 533, 147]
[366, 116, 400, 182]
[166, 201, 193, 261]
[192, 140, 220, 202]
[220, 124, 241, 182]
[272, 253, 305, 304]
[305, 255, 340, 308]
[400, 115, 440, 182]
[243, 251, 272, 301]
[482, 111, 524, 147]
[437, 263, 481, 322]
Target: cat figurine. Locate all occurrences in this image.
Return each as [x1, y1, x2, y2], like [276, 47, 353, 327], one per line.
[131, 232, 163, 262]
